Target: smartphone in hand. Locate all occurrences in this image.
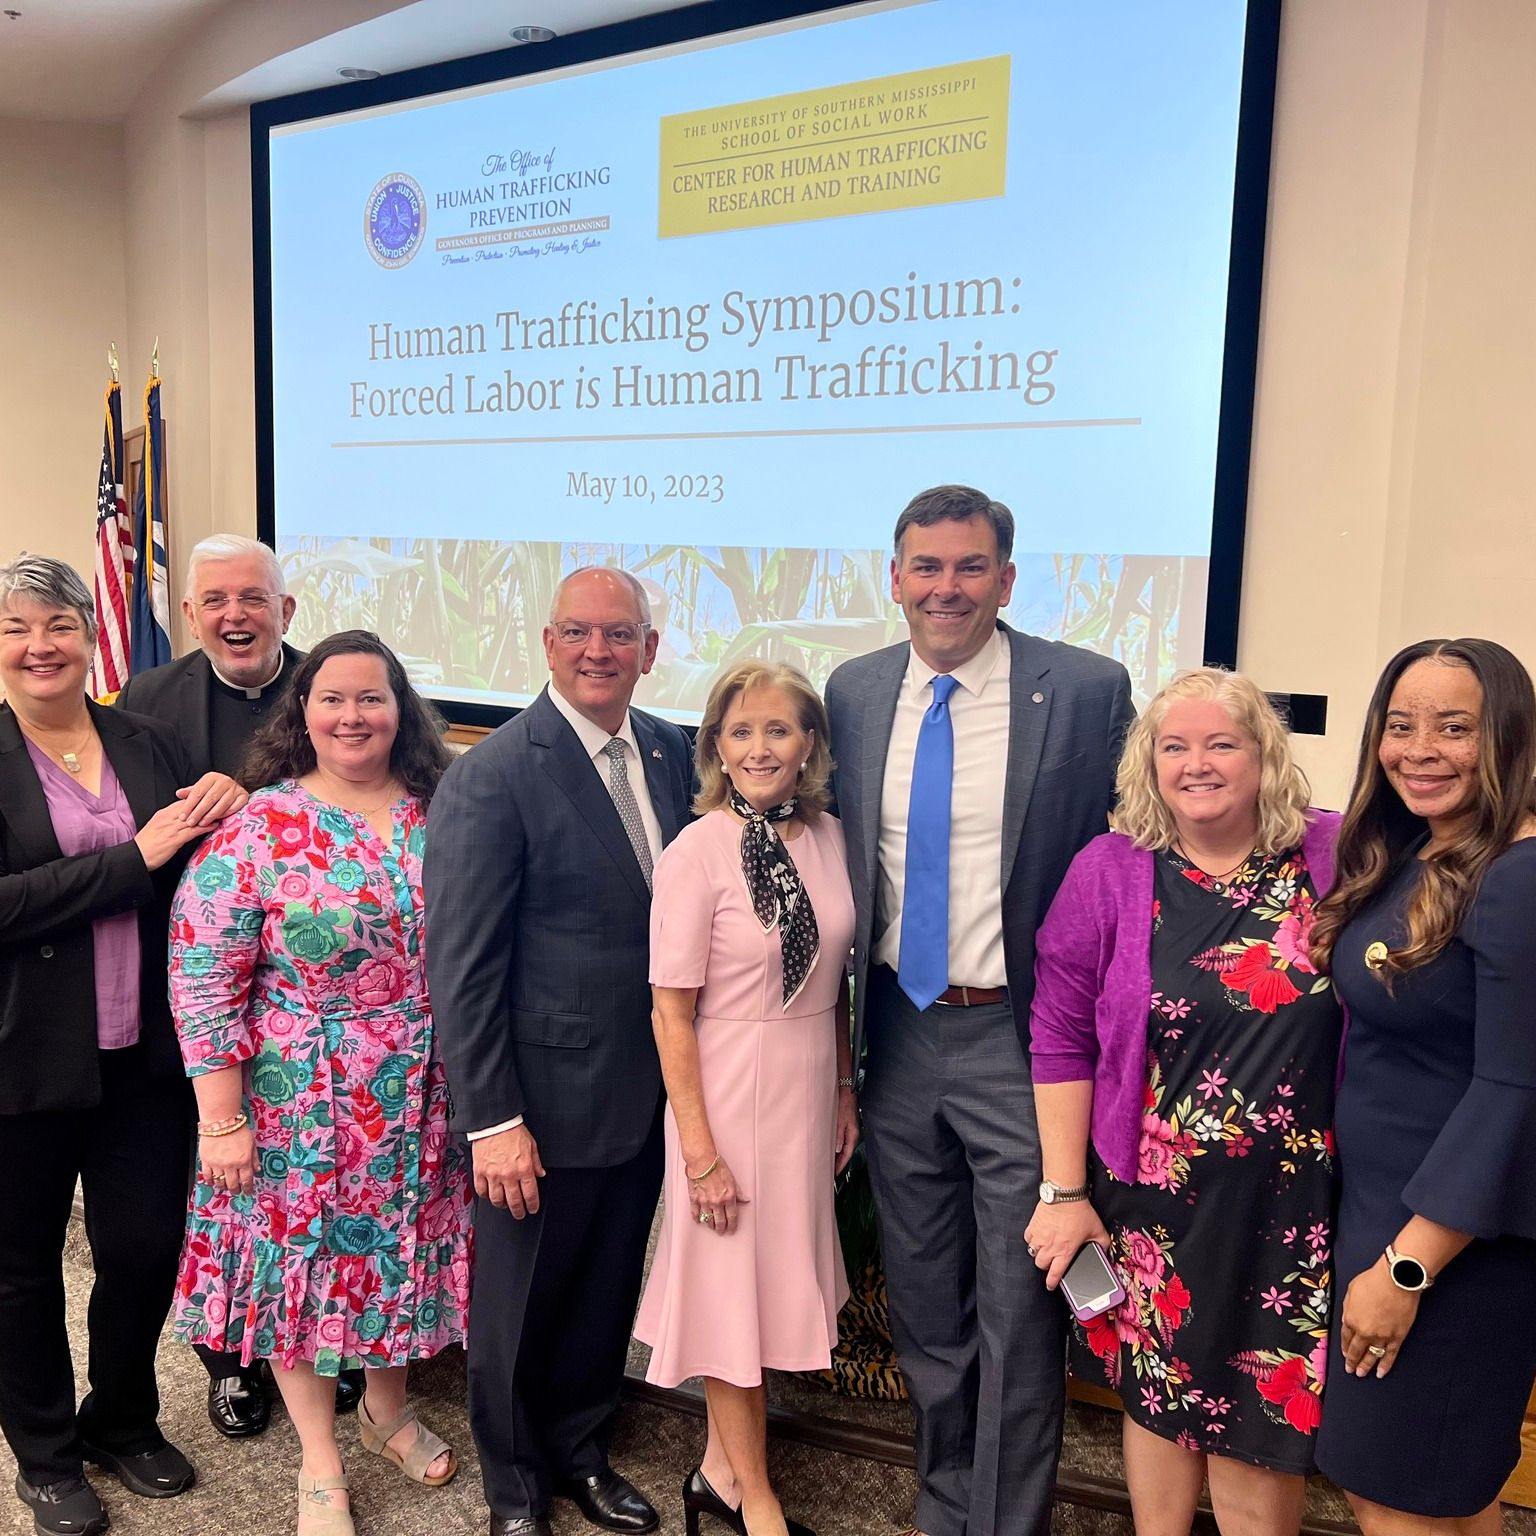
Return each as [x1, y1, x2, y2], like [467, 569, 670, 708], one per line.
[1059, 1240, 1127, 1322]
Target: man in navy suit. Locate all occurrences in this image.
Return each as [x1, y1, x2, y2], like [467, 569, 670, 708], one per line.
[425, 568, 692, 1536]
[826, 487, 1134, 1536]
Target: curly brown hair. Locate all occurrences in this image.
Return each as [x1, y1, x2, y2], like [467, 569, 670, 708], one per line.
[240, 630, 452, 802]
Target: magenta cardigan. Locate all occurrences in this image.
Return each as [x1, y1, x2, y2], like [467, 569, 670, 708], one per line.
[1029, 811, 1341, 1183]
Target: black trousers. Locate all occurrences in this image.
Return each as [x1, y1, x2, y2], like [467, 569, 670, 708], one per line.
[468, 1109, 664, 1519]
[0, 1046, 192, 1484]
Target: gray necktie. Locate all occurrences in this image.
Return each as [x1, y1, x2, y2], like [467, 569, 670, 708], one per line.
[603, 738, 653, 889]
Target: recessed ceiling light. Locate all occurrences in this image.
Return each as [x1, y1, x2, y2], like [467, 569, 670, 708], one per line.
[509, 25, 556, 43]
[338, 67, 381, 81]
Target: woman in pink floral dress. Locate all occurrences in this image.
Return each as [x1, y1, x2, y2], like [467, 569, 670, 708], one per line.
[169, 632, 471, 1536]
[1028, 669, 1343, 1536]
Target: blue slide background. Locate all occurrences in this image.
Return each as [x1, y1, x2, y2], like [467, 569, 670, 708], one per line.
[270, 0, 1247, 556]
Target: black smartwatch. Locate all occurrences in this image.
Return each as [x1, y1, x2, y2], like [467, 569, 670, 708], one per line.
[1385, 1243, 1434, 1292]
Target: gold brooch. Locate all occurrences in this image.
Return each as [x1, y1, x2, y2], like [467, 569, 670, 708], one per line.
[1364, 941, 1390, 972]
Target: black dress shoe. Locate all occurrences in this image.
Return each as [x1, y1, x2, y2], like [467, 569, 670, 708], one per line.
[207, 1368, 270, 1438]
[556, 1468, 659, 1533]
[333, 1367, 365, 1415]
[81, 1440, 195, 1499]
[13, 1473, 109, 1536]
[682, 1466, 816, 1536]
[488, 1516, 553, 1536]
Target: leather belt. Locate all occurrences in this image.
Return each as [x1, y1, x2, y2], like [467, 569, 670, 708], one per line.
[934, 984, 1009, 1008]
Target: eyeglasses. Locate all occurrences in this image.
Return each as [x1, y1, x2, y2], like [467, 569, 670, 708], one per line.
[196, 590, 280, 613]
[550, 621, 649, 648]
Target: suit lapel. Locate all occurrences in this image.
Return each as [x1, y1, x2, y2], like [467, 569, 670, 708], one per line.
[1001, 625, 1052, 888]
[529, 691, 652, 904]
[0, 706, 63, 866]
[633, 711, 683, 847]
[858, 644, 908, 899]
[93, 701, 160, 830]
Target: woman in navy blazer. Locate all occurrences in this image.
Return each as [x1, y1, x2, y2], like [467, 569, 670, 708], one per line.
[1027, 668, 1342, 1536]
[1311, 638, 1536, 1529]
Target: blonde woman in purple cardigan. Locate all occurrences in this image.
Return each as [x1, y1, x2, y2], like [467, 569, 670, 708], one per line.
[1026, 669, 1342, 1536]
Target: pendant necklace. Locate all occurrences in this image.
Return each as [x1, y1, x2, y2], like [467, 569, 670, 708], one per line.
[1174, 838, 1255, 894]
[27, 726, 92, 774]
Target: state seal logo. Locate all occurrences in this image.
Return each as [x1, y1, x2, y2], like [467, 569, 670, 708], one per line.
[364, 173, 426, 268]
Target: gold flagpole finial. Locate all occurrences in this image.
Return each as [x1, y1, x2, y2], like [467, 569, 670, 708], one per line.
[107, 342, 120, 383]
[151, 336, 160, 378]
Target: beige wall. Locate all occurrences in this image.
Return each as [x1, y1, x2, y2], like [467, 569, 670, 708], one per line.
[0, 119, 128, 586]
[6, 1, 1536, 804]
[1244, 0, 1536, 805]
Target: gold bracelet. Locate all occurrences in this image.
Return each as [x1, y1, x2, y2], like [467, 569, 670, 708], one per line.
[198, 1113, 249, 1137]
[686, 1155, 720, 1183]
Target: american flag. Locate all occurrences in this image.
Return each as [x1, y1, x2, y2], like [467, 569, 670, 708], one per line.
[89, 379, 134, 697]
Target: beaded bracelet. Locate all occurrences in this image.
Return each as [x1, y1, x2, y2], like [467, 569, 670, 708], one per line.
[686, 1155, 720, 1183]
[198, 1112, 249, 1137]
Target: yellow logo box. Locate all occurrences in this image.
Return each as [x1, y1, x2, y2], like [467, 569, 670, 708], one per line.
[658, 55, 1010, 239]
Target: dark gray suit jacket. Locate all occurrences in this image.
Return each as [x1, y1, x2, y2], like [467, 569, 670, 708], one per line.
[825, 621, 1133, 1069]
[115, 643, 305, 779]
[423, 686, 692, 1169]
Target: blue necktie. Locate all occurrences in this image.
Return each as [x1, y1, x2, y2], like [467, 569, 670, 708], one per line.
[898, 672, 960, 1011]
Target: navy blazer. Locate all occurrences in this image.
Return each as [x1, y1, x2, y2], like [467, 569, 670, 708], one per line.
[423, 686, 692, 1168]
[825, 621, 1134, 1070]
[0, 700, 193, 1114]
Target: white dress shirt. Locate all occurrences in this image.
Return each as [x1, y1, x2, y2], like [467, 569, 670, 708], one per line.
[874, 628, 1010, 989]
[468, 682, 663, 1140]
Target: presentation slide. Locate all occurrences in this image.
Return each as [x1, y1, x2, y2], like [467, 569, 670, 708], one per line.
[265, 0, 1254, 718]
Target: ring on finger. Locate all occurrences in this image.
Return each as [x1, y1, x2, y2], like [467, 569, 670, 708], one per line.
[1366, 1344, 1387, 1357]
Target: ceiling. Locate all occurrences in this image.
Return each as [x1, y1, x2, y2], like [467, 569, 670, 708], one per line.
[0, 0, 225, 122]
[0, 0, 708, 125]
[202, 0, 704, 116]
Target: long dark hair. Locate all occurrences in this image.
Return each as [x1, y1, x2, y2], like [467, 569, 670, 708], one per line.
[1312, 638, 1536, 977]
[241, 630, 452, 802]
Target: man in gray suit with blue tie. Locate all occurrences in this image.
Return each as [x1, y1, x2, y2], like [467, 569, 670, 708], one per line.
[424, 567, 692, 1536]
[826, 486, 1134, 1536]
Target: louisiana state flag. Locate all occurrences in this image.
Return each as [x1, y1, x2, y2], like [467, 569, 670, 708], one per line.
[129, 371, 172, 673]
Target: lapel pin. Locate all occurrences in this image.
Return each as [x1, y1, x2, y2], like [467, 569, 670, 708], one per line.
[1032, 691, 1044, 704]
[651, 748, 662, 759]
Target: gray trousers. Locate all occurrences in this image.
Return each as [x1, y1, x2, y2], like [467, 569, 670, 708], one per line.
[860, 967, 1065, 1536]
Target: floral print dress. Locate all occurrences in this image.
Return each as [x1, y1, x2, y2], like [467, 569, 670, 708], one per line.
[168, 782, 471, 1376]
[1068, 846, 1342, 1473]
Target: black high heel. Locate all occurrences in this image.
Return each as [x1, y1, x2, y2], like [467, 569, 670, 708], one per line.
[681, 1467, 816, 1536]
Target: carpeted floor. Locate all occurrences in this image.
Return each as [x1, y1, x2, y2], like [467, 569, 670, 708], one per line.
[4, 1227, 1531, 1535]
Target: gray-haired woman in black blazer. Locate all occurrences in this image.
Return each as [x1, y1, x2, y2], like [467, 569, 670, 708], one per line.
[0, 555, 245, 1536]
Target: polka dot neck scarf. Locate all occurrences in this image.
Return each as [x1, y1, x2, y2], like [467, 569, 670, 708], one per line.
[727, 784, 820, 1010]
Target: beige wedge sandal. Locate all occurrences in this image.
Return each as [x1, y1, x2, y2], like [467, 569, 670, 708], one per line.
[297, 1472, 354, 1535]
[356, 1398, 458, 1486]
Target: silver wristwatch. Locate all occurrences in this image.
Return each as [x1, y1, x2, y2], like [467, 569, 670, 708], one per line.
[1039, 1179, 1090, 1205]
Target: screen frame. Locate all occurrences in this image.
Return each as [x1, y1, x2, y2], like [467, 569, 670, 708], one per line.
[252, 0, 1282, 730]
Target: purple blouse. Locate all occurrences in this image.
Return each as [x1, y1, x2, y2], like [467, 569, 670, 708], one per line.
[25, 741, 141, 1049]
[1029, 810, 1341, 1183]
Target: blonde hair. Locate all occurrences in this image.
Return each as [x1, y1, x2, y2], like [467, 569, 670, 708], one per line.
[1112, 667, 1311, 854]
[694, 660, 833, 819]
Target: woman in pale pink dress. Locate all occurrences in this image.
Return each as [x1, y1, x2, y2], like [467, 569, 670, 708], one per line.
[636, 661, 859, 1536]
